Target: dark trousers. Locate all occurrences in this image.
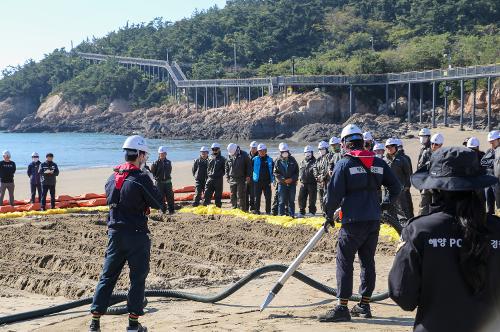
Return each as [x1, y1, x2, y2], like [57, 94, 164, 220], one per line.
[298, 183, 317, 215]
[204, 177, 223, 208]
[272, 183, 280, 215]
[246, 181, 255, 212]
[400, 189, 414, 219]
[485, 185, 497, 214]
[193, 179, 206, 206]
[318, 184, 327, 213]
[254, 181, 272, 214]
[278, 184, 296, 217]
[91, 233, 151, 315]
[41, 184, 56, 210]
[156, 181, 174, 213]
[229, 179, 247, 210]
[419, 189, 432, 215]
[30, 183, 42, 203]
[336, 221, 380, 299]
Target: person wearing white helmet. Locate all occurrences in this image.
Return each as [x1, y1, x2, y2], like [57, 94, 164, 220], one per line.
[274, 142, 299, 217]
[297, 145, 317, 218]
[328, 136, 343, 169]
[89, 135, 165, 332]
[394, 139, 414, 219]
[363, 132, 374, 151]
[481, 130, 500, 214]
[251, 143, 274, 215]
[313, 141, 332, 214]
[203, 143, 227, 207]
[373, 143, 385, 158]
[150, 146, 175, 214]
[417, 128, 432, 170]
[27, 152, 42, 203]
[384, 138, 413, 221]
[430, 133, 444, 152]
[225, 143, 252, 211]
[247, 141, 259, 211]
[192, 146, 210, 207]
[319, 124, 400, 323]
[0, 150, 16, 207]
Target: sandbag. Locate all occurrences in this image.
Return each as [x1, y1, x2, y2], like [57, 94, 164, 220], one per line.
[173, 186, 196, 193]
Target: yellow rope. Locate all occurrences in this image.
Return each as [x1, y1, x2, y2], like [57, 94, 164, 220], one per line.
[0, 206, 109, 219]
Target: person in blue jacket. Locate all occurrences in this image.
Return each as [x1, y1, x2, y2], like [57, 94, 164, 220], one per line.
[27, 152, 42, 203]
[319, 124, 401, 323]
[252, 143, 274, 215]
[89, 135, 166, 332]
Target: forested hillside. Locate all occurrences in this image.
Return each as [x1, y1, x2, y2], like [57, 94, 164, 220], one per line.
[0, 0, 498, 109]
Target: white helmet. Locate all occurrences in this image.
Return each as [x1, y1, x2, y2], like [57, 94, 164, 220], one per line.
[250, 141, 258, 148]
[318, 141, 329, 150]
[304, 145, 314, 153]
[487, 130, 500, 142]
[211, 143, 221, 149]
[158, 146, 167, 154]
[257, 143, 267, 151]
[278, 142, 289, 152]
[363, 132, 373, 141]
[466, 137, 480, 148]
[340, 124, 363, 141]
[395, 139, 403, 147]
[227, 143, 238, 155]
[385, 138, 399, 147]
[122, 135, 149, 153]
[430, 133, 444, 145]
[329, 136, 341, 145]
[419, 128, 431, 136]
[32, 152, 39, 157]
[373, 143, 385, 151]
[200, 146, 209, 152]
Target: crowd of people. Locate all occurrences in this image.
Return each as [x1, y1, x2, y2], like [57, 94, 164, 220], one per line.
[0, 151, 59, 211]
[86, 129, 500, 332]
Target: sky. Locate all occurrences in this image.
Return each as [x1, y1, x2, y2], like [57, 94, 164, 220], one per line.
[0, 0, 227, 72]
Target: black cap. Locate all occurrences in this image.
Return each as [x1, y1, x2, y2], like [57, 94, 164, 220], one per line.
[411, 146, 498, 191]
[46, 153, 54, 158]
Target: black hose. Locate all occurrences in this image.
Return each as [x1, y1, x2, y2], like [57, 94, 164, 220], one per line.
[0, 214, 402, 325]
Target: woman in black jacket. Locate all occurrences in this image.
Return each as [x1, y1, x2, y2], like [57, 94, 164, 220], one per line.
[389, 147, 500, 332]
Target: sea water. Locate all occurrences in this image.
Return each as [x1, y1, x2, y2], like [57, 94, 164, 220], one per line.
[0, 132, 312, 170]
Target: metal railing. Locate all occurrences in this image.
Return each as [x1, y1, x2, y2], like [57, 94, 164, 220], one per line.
[78, 52, 499, 88]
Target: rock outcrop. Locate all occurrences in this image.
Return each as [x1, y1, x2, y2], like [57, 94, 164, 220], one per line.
[0, 97, 37, 130]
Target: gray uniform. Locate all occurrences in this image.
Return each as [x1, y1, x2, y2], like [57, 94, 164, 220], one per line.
[384, 150, 413, 221]
[417, 144, 432, 215]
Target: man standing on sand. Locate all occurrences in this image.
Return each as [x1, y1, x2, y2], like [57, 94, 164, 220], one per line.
[297, 145, 317, 217]
[192, 146, 209, 207]
[274, 143, 299, 217]
[39, 153, 59, 211]
[89, 135, 165, 332]
[247, 141, 259, 213]
[27, 152, 42, 203]
[252, 143, 274, 215]
[225, 143, 252, 210]
[0, 150, 16, 207]
[417, 128, 432, 215]
[203, 143, 226, 208]
[150, 146, 175, 214]
[314, 141, 331, 214]
[481, 130, 500, 214]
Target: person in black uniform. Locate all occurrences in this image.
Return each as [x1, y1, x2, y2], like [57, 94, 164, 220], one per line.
[27, 152, 42, 203]
[39, 153, 59, 211]
[192, 146, 209, 207]
[319, 124, 400, 323]
[481, 130, 500, 214]
[389, 147, 500, 332]
[0, 150, 16, 206]
[203, 143, 226, 208]
[225, 143, 252, 210]
[89, 135, 166, 332]
[150, 146, 175, 214]
[298, 145, 317, 217]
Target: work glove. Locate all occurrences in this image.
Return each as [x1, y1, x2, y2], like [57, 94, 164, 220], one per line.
[380, 201, 391, 211]
[323, 214, 335, 232]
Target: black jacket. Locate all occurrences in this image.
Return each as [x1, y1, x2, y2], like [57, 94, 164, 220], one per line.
[389, 209, 500, 332]
[0, 160, 16, 183]
[481, 148, 496, 175]
[274, 156, 299, 185]
[150, 158, 172, 182]
[207, 153, 226, 180]
[27, 161, 41, 185]
[106, 167, 165, 234]
[385, 150, 412, 189]
[399, 149, 413, 174]
[313, 153, 331, 183]
[225, 150, 252, 183]
[192, 157, 209, 181]
[417, 144, 432, 171]
[39, 161, 59, 186]
[299, 156, 316, 184]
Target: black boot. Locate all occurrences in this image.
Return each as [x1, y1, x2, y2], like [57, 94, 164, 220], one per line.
[89, 319, 101, 332]
[318, 305, 351, 322]
[351, 303, 372, 318]
[126, 323, 147, 332]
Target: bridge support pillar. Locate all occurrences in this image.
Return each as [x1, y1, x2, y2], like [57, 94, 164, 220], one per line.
[419, 83, 423, 124]
[459, 80, 464, 130]
[444, 83, 448, 127]
[407, 83, 411, 124]
[205, 87, 208, 111]
[237, 87, 240, 106]
[487, 76, 492, 131]
[195, 88, 198, 111]
[187, 88, 190, 111]
[393, 85, 397, 115]
[385, 84, 389, 113]
[214, 87, 218, 108]
[349, 85, 354, 117]
[248, 87, 251, 102]
[432, 81, 436, 128]
[225, 87, 229, 106]
[472, 79, 477, 129]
